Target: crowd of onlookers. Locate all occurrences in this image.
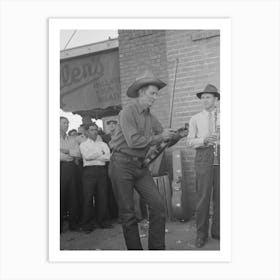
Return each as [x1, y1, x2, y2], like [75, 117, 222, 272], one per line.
[60, 116, 119, 234]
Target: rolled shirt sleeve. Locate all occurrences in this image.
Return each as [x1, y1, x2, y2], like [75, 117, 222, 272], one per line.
[60, 136, 80, 161]
[96, 142, 110, 162]
[60, 151, 71, 161]
[187, 116, 205, 148]
[68, 137, 81, 158]
[80, 142, 102, 161]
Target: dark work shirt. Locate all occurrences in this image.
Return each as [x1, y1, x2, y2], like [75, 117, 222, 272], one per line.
[101, 133, 112, 145]
[109, 101, 163, 158]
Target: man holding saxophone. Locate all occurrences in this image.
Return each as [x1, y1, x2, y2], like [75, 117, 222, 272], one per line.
[187, 84, 220, 248]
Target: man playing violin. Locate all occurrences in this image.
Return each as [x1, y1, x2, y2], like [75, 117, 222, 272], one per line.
[109, 71, 176, 250]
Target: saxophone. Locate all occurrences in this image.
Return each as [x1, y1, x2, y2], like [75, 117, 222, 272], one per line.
[213, 108, 220, 166]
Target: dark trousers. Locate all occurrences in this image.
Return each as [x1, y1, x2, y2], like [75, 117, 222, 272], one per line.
[82, 166, 108, 230]
[109, 153, 166, 250]
[195, 147, 220, 239]
[60, 161, 80, 232]
[76, 160, 84, 220]
[104, 163, 119, 219]
[107, 176, 119, 219]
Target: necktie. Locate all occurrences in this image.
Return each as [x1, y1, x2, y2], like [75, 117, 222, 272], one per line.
[208, 111, 214, 135]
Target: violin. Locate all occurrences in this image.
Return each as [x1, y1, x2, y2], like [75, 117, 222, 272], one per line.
[142, 123, 189, 168]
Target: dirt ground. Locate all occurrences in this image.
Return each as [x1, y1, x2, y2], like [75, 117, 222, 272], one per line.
[60, 219, 220, 251]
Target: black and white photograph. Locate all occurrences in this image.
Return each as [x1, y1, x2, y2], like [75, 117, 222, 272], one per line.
[59, 29, 221, 251]
[49, 18, 231, 261]
[1, 1, 280, 279]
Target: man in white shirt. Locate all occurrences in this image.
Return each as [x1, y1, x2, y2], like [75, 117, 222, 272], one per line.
[60, 117, 81, 233]
[187, 84, 220, 248]
[80, 122, 112, 233]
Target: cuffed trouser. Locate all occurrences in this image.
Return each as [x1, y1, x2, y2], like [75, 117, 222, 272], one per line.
[60, 161, 80, 232]
[82, 166, 108, 230]
[109, 152, 166, 250]
[195, 146, 220, 239]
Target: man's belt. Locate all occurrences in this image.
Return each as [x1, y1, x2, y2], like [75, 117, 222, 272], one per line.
[113, 151, 144, 165]
[195, 145, 214, 150]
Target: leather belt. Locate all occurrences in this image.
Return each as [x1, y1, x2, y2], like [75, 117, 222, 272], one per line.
[196, 145, 214, 150]
[113, 151, 144, 164]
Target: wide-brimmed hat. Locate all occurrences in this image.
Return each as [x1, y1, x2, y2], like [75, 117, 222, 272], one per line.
[107, 119, 117, 125]
[196, 84, 220, 100]
[127, 70, 166, 98]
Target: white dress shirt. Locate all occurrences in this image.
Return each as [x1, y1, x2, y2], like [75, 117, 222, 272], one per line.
[76, 134, 87, 144]
[60, 135, 81, 161]
[187, 109, 220, 149]
[76, 134, 103, 144]
[80, 138, 110, 167]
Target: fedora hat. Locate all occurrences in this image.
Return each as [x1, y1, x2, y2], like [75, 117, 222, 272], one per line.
[107, 119, 117, 125]
[196, 84, 220, 100]
[127, 70, 166, 98]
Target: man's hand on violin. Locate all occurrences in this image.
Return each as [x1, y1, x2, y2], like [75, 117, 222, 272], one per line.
[161, 129, 177, 141]
[180, 129, 189, 138]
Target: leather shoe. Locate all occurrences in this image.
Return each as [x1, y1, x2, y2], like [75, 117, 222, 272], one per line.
[195, 237, 206, 248]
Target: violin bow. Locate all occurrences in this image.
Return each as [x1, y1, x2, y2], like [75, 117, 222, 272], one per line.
[168, 58, 179, 129]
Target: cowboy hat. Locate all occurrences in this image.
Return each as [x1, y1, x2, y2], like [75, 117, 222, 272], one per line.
[127, 70, 166, 98]
[196, 84, 220, 100]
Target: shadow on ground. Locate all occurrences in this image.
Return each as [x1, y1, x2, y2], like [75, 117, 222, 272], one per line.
[60, 219, 220, 251]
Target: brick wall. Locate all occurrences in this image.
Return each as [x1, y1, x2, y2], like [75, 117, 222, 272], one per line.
[118, 30, 220, 219]
[118, 30, 170, 126]
[165, 30, 220, 218]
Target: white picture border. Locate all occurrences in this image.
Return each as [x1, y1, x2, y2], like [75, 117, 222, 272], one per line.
[49, 18, 231, 262]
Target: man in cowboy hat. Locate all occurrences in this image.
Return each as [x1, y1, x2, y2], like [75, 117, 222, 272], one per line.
[109, 71, 176, 250]
[100, 119, 118, 145]
[107, 119, 118, 135]
[187, 84, 220, 248]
